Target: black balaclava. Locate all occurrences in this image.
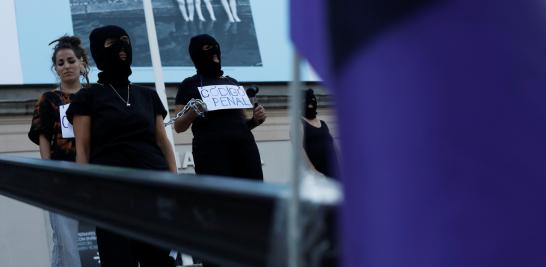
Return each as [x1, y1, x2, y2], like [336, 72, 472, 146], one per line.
[189, 34, 223, 78]
[89, 25, 132, 86]
[304, 88, 318, 119]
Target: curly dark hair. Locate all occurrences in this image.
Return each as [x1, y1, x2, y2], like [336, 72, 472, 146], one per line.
[49, 35, 90, 85]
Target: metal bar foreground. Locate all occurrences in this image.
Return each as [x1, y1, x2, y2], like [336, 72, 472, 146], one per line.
[0, 156, 338, 267]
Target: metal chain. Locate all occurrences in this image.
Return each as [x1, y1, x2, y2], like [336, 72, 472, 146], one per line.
[164, 98, 207, 127]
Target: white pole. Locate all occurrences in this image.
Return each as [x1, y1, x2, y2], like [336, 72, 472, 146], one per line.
[142, 0, 180, 169]
[288, 51, 303, 267]
[142, 0, 191, 263]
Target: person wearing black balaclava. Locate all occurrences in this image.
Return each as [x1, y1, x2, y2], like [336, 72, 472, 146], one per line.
[300, 88, 339, 178]
[66, 25, 176, 267]
[173, 34, 266, 181]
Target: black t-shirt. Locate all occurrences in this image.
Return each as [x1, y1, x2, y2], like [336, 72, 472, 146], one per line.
[303, 120, 339, 178]
[66, 84, 168, 170]
[175, 75, 251, 141]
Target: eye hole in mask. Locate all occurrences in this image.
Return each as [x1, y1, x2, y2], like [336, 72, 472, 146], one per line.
[201, 44, 219, 51]
[104, 36, 130, 48]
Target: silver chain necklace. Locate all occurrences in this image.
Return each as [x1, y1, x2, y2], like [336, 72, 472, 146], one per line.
[108, 84, 131, 107]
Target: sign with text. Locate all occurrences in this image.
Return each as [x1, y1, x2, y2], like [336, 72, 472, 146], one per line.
[198, 85, 253, 111]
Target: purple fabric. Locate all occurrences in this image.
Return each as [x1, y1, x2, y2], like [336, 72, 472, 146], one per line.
[290, 0, 330, 81]
[292, 0, 546, 266]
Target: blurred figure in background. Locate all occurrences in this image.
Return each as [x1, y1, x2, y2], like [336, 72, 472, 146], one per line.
[301, 88, 339, 178]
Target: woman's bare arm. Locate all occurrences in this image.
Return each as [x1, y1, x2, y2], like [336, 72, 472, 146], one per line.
[173, 104, 198, 133]
[156, 115, 178, 173]
[73, 115, 91, 164]
[38, 135, 51, 160]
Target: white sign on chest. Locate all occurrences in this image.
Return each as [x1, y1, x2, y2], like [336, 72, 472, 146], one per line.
[198, 85, 253, 111]
[59, 104, 75, 138]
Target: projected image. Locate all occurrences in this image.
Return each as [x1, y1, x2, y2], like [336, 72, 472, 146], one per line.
[69, 0, 262, 67]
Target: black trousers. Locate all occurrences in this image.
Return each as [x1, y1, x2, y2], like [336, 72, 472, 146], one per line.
[95, 227, 175, 267]
[192, 133, 262, 266]
[192, 134, 263, 180]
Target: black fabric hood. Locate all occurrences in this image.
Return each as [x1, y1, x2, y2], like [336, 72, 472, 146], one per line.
[304, 88, 318, 119]
[90, 25, 132, 85]
[189, 34, 223, 78]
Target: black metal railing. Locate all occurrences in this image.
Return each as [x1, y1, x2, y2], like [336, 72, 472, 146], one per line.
[0, 156, 337, 267]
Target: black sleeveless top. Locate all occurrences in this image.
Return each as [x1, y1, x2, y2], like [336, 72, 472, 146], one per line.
[303, 120, 338, 178]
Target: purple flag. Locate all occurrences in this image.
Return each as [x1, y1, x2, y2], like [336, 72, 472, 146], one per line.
[292, 0, 546, 266]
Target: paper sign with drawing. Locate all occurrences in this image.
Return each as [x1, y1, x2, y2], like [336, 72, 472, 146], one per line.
[59, 104, 75, 138]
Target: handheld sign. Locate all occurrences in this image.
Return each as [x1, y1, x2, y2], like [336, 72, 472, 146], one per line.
[198, 85, 253, 111]
[59, 104, 75, 138]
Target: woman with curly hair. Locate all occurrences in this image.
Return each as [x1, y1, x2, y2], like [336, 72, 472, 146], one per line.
[28, 35, 90, 267]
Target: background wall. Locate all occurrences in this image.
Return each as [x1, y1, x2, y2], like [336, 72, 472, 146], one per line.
[0, 0, 23, 84]
[5, 0, 318, 84]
